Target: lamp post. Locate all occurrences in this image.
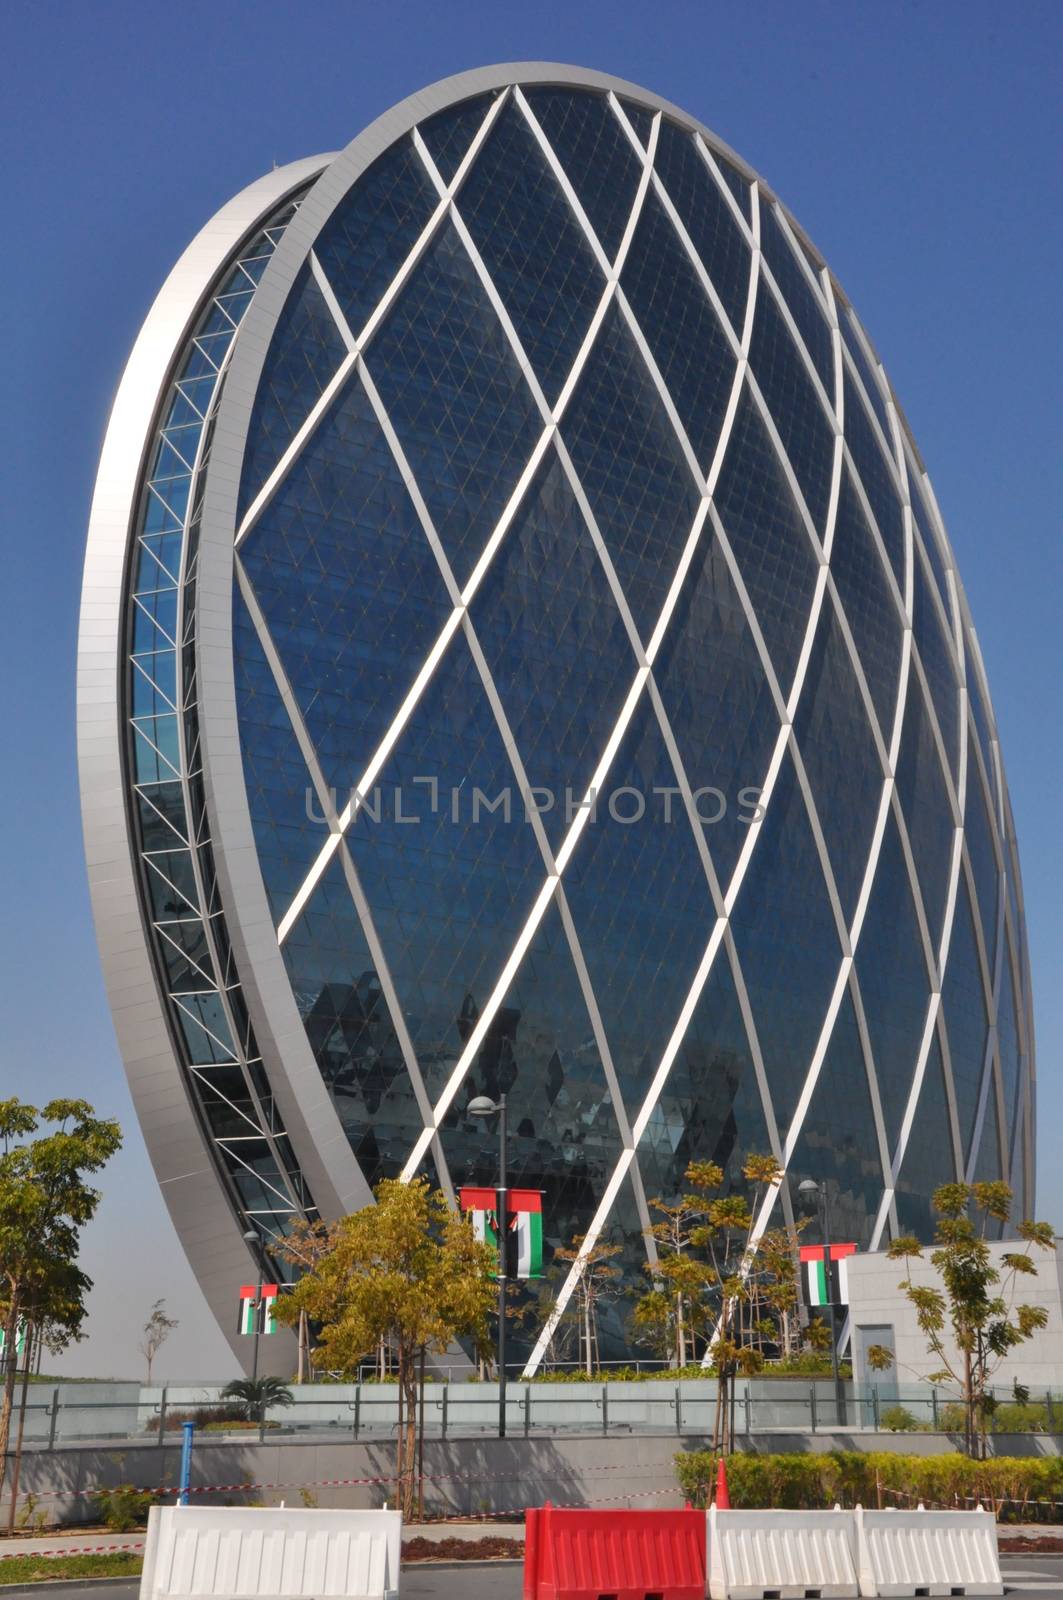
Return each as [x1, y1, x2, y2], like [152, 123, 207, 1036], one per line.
[468, 1093, 508, 1438]
[797, 1179, 846, 1427]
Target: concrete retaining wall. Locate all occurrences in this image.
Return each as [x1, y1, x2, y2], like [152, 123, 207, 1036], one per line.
[10, 1431, 1063, 1527]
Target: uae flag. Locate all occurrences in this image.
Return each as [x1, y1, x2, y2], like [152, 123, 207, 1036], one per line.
[237, 1284, 279, 1336]
[0, 1320, 27, 1363]
[460, 1188, 543, 1279]
[800, 1244, 856, 1307]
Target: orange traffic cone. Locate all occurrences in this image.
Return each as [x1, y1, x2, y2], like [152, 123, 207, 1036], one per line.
[715, 1455, 731, 1510]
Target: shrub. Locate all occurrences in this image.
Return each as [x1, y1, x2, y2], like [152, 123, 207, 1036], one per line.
[674, 1451, 1063, 1521]
[157, 1404, 247, 1431]
[880, 1405, 921, 1432]
[96, 1484, 157, 1532]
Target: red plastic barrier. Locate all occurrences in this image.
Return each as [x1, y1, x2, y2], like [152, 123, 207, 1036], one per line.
[523, 1502, 706, 1600]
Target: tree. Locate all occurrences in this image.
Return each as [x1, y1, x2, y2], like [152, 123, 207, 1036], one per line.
[632, 1172, 719, 1368]
[632, 1155, 819, 1451]
[220, 1376, 294, 1422]
[550, 1235, 624, 1374]
[139, 1299, 178, 1385]
[0, 1099, 122, 1499]
[867, 1180, 1055, 1459]
[274, 1217, 335, 1382]
[274, 1178, 495, 1518]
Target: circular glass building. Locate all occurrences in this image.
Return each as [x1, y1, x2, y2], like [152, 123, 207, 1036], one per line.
[79, 64, 1035, 1370]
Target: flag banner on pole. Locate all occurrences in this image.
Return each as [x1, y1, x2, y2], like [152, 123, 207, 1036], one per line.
[0, 1320, 27, 1363]
[459, 1187, 543, 1279]
[237, 1286, 257, 1336]
[800, 1243, 857, 1306]
[237, 1284, 279, 1336]
[260, 1284, 278, 1335]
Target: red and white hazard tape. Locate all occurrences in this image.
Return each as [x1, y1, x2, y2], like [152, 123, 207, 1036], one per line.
[17, 1454, 666, 1504]
[0, 1541, 144, 1561]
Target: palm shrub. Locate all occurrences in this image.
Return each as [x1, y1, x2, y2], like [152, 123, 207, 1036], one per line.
[220, 1376, 294, 1422]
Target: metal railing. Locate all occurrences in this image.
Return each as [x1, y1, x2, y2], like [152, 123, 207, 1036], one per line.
[5, 1380, 1061, 1450]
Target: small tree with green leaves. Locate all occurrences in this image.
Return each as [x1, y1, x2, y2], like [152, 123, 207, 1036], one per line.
[274, 1178, 495, 1518]
[550, 1235, 625, 1374]
[632, 1165, 720, 1368]
[0, 1099, 122, 1499]
[866, 1181, 1055, 1458]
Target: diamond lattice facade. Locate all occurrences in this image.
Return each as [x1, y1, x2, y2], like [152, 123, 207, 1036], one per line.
[78, 64, 1035, 1370]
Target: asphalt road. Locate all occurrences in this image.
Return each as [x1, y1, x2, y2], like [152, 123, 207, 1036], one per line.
[14, 1553, 1063, 1599]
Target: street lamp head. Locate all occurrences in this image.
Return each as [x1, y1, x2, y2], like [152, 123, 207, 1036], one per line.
[242, 1229, 259, 1243]
[467, 1095, 500, 1117]
[797, 1178, 820, 1197]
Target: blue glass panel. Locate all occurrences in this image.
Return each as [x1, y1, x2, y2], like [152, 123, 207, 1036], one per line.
[912, 545, 960, 786]
[972, 1088, 1003, 1188]
[728, 745, 843, 1133]
[905, 460, 952, 611]
[365, 216, 543, 588]
[652, 119, 751, 335]
[941, 869, 989, 1165]
[619, 99, 655, 148]
[341, 626, 549, 1101]
[967, 669, 997, 813]
[559, 689, 717, 1118]
[314, 136, 438, 338]
[446, 898, 627, 1280]
[638, 941, 773, 1205]
[238, 370, 453, 797]
[232, 587, 333, 924]
[136, 781, 187, 850]
[560, 300, 700, 643]
[620, 186, 737, 470]
[963, 757, 1001, 980]
[238, 263, 348, 516]
[457, 99, 606, 402]
[844, 371, 905, 586]
[282, 852, 427, 1183]
[650, 508, 781, 895]
[418, 92, 494, 184]
[467, 447, 637, 848]
[793, 597, 884, 929]
[713, 384, 819, 696]
[749, 288, 834, 538]
[786, 981, 883, 1249]
[523, 87, 644, 263]
[760, 204, 834, 397]
[996, 931, 1022, 1142]
[829, 465, 902, 739]
[854, 807, 932, 1154]
[894, 672, 955, 957]
[132, 586, 178, 650]
[1010, 1106, 1028, 1226]
[839, 309, 892, 444]
[712, 149, 751, 221]
[894, 1032, 955, 1238]
[132, 721, 180, 784]
[131, 653, 177, 718]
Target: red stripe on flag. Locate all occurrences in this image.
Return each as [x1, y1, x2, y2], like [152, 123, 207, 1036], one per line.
[507, 1189, 541, 1213]
[459, 1187, 496, 1211]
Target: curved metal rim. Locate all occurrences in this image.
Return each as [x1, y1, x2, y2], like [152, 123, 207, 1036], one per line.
[77, 152, 334, 1373]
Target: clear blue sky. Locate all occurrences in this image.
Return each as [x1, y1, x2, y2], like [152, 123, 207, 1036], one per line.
[2, 0, 1059, 1380]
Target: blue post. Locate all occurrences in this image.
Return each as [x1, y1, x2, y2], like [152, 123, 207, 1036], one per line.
[178, 1421, 195, 1506]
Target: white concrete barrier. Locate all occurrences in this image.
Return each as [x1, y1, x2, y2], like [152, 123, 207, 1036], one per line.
[139, 1505, 402, 1600]
[708, 1504, 859, 1599]
[855, 1506, 1002, 1597]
